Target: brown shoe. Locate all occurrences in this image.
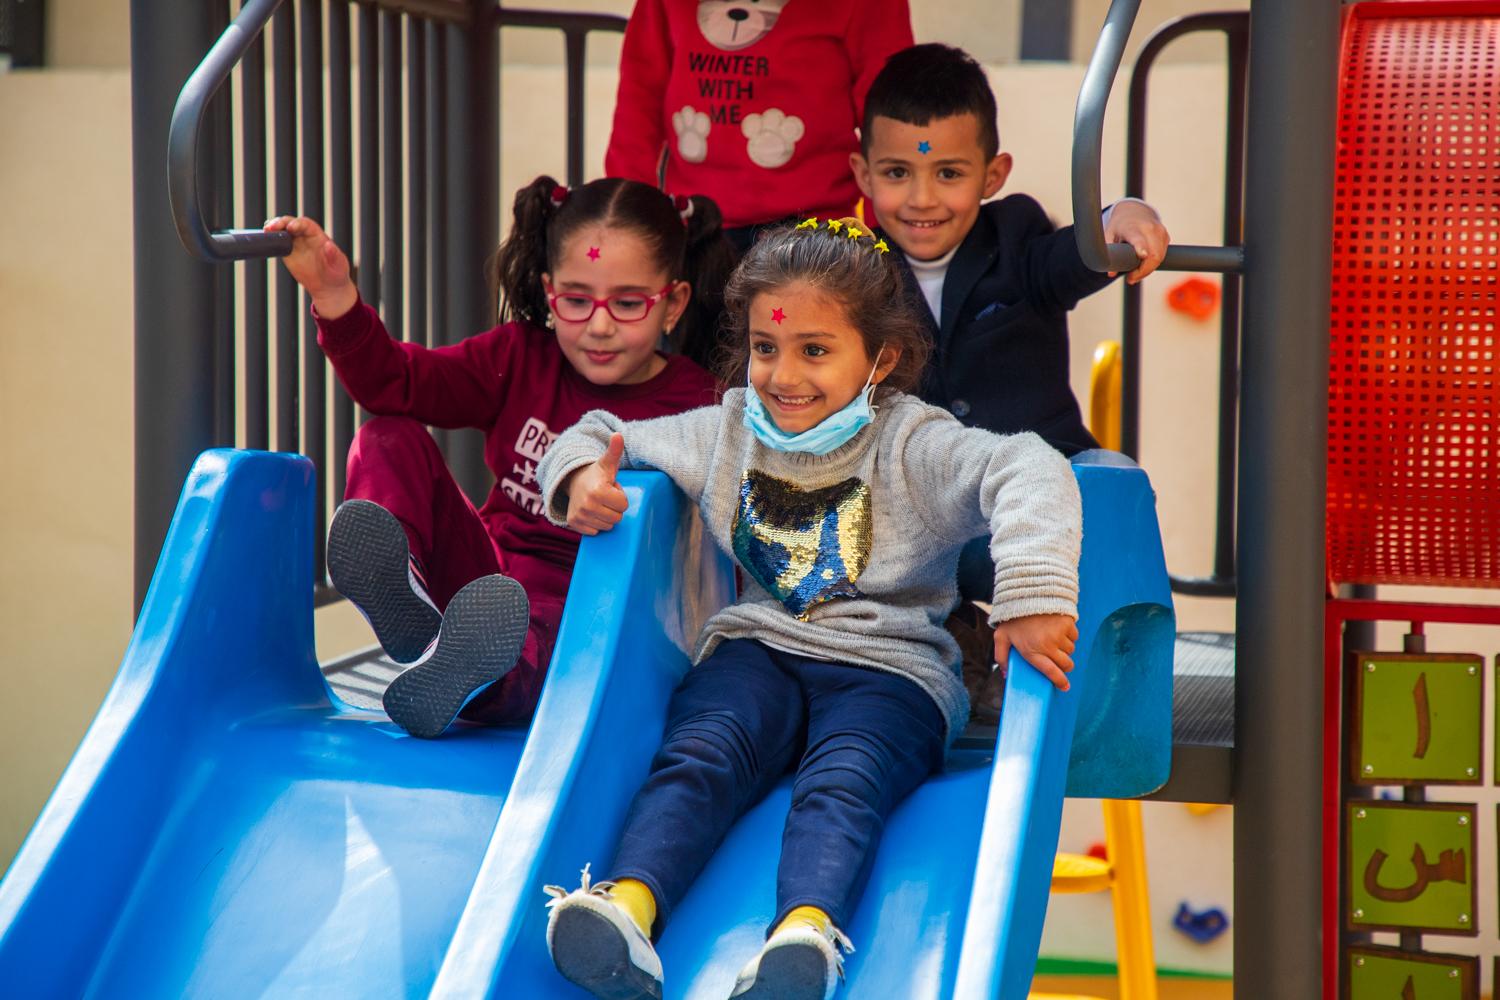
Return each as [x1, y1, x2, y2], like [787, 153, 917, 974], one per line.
[947, 602, 1002, 724]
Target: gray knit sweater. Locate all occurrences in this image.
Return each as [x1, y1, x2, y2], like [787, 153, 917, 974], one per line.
[537, 389, 1081, 738]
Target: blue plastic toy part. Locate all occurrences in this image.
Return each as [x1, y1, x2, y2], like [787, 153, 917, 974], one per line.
[1061, 452, 1175, 799]
[0, 456, 733, 999]
[952, 453, 1174, 999]
[1173, 901, 1231, 944]
[447, 458, 1173, 998]
[0, 450, 537, 996]
[0, 451, 1173, 1000]
[429, 470, 735, 994]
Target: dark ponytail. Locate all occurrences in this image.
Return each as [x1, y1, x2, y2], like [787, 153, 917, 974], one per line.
[671, 194, 738, 371]
[489, 176, 736, 369]
[491, 175, 564, 327]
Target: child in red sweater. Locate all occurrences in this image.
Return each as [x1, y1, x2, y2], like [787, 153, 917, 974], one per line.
[606, 0, 912, 247]
[265, 177, 731, 738]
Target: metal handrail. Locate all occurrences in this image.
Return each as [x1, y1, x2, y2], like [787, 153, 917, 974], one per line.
[1072, 0, 1244, 275]
[1121, 11, 1249, 601]
[168, 0, 293, 261]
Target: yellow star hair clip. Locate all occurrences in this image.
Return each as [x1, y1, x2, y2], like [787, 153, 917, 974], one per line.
[874, 239, 890, 253]
[827, 219, 843, 233]
[796, 217, 819, 230]
[846, 226, 863, 239]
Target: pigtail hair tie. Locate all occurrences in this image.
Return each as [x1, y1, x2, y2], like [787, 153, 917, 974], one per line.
[673, 194, 694, 224]
[550, 184, 570, 207]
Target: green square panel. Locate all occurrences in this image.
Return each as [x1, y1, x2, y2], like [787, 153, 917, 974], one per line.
[1345, 946, 1477, 1000]
[1345, 802, 1476, 935]
[1351, 653, 1482, 785]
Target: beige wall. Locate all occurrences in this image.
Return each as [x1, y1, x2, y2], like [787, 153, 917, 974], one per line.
[44, 0, 1246, 71]
[1072, 0, 1250, 65]
[46, 0, 131, 69]
[0, 70, 134, 873]
[49, 0, 1029, 71]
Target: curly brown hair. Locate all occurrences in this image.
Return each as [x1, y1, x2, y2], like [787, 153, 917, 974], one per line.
[717, 218, 931, 397]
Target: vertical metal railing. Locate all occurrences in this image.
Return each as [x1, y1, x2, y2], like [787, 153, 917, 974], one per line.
[168, 0, 480, 605]
[380, 9, 404, 343]
[300, 0, 328, 583]
[409, 19, 428, 349]
[271, 2, 299, 457]
[328, 0, 353, 503]
[241, 21, 271, 451]
[1120, 13, 1248, 599]
[158, 0, 625, 609]
[494, 8, 626, 187]
[0, 0, 46, 68]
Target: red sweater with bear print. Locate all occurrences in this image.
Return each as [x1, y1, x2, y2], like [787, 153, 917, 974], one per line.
[606, 0, 912, 229]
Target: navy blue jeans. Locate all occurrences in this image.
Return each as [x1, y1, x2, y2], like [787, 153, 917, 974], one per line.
[609, 638, 946, 936]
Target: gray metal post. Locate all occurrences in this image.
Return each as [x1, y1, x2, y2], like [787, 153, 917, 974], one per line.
[441, 3, 498, 502]
[130, 0, 225, 610]
[1233, 1, 1339, 997]
[1020, 0, 1073, 61]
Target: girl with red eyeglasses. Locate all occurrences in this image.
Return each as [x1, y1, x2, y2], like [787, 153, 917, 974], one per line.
[265, 176, 731, 738]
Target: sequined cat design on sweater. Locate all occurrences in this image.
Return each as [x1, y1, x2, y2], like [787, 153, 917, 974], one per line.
[731, 469, 873, 620]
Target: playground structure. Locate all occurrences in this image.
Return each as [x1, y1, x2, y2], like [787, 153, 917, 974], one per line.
[5, 0, 1500, 996]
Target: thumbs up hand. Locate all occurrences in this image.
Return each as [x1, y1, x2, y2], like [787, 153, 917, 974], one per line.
[562, 433, 631, 535]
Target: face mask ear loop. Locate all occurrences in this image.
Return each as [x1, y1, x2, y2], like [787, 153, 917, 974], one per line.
[864, 348, 885, 410]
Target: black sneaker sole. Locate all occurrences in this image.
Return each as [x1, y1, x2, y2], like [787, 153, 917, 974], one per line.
[382, 574, 529, 738]
[734, 941, 829, 1000]
[327, 500, 441, 663]
[550, 904, 663, 1000]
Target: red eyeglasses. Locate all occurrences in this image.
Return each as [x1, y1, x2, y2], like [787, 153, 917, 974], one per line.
[546, 282, 676, 323]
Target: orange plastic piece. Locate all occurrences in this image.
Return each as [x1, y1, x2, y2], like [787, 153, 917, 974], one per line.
[1327, 5, 1500, 589]
[1165, 277, 1220, 320]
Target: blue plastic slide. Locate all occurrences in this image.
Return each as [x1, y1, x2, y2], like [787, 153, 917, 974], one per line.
[0, 448, 1171, 998]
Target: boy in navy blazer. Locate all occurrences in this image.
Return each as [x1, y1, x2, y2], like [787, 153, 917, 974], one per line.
[851, 44, 1170, 717]
[851, 43, 1170, 457]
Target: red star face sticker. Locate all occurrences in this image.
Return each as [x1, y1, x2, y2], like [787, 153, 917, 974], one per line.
[771, 307, 785, 325]
[587, 246, 601, 261]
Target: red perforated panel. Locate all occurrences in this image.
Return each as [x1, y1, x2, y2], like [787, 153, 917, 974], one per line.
[1327, 2, 1500, 588]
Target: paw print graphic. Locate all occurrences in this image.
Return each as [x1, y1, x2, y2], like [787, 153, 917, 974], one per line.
[673, 105, 711, 164]
[741, 108, 805, 170]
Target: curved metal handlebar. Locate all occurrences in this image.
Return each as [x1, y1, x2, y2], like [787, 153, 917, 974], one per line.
[1072, 0, 1244, 275]
[168, 0, 292, 261]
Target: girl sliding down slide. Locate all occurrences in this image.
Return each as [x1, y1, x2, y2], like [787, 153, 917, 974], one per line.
[267, 177, 732, 737]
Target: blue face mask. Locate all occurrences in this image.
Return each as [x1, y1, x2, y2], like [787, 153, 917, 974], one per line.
[742, 359, 881, 456]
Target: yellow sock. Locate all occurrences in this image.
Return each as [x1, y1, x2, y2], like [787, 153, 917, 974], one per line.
[774, 905, 832, 937]
[609, 878, 656, 937]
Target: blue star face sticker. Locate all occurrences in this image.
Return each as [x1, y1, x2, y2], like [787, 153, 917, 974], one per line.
[917, 140, 932, 154]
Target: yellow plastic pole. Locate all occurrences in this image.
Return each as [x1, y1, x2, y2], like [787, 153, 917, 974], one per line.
[1089, 341, 1123, 452]
[1103, 799, 1158, 1000]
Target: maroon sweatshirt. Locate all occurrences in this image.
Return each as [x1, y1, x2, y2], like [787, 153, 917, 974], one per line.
[316, 301, 720, 597]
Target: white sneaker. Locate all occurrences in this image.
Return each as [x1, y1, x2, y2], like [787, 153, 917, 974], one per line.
[729, 920, 854, 1000]
[544, 864, 664, 1000]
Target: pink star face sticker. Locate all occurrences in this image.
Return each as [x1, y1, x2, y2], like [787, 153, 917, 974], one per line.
[587, 246, 601, 261]
[771, 307, 786, 325]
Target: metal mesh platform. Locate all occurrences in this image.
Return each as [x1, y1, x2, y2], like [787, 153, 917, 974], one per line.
[1173, 631, 1234, 748]
[322, 646, 401, 711]
[326, 631, 1240, 798]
